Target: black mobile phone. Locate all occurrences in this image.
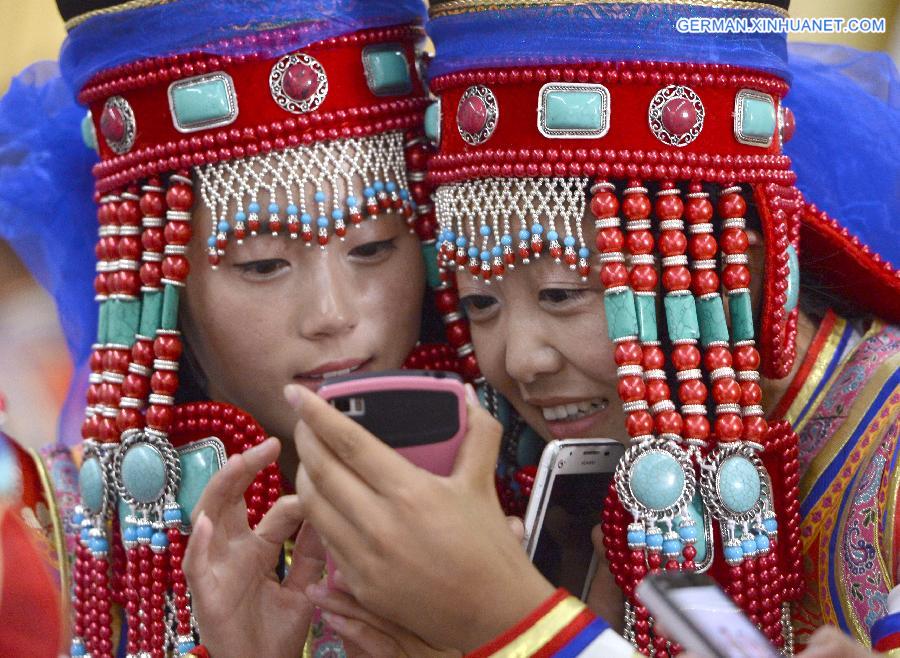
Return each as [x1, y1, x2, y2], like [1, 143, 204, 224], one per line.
[317, 370, 467, 476]
[523, 439, 625, 600]
[636, 572, 780, 658]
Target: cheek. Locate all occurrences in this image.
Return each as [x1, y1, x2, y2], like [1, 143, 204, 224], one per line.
[356, 241, 425, 354]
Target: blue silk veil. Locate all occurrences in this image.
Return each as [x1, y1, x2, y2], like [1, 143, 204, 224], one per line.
[0, 1, 895, 445]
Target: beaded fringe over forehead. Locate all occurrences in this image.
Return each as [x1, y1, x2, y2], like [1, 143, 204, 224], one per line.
[195, 131, 413, 264]
[435, 177, 592, 280]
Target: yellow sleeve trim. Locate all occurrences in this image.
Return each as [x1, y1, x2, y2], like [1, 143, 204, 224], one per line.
[488, 596, 587, 658]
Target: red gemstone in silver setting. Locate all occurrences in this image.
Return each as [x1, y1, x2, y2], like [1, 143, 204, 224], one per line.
[457, 85, 498, 146]
[661, 97, 697, 136]
[99, 96, 136, 154]
[100, 104, 126, 142]
[282, 63, 319, 101]
[458, 95, 487, 134]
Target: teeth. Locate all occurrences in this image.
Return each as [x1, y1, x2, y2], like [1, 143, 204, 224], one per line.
[541, 397, 607, 422]
[322, 367, 354, 379]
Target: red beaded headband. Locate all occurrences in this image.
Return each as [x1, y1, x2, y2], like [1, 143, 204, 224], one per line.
[83, 25, 429, 193]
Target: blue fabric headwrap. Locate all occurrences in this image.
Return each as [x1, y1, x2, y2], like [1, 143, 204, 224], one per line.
[428, 2, 790, 80]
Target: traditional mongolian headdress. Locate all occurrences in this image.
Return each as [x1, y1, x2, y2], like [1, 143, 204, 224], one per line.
[425, 0, 899, 654]
[0, 0, 483, 655]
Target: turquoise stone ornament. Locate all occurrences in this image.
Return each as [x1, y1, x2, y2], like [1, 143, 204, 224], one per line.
[78, 457, 105, 515]
[755, 533, 771, 552]
[645, 526, 664, 550]
[81, 112, 97, 152]
[734, 89, 776, 147]
[362, 44, 412, 96]
[422, 242, 442, 288]
[604, 288, 639, 341]
[121, 443, 168, 505]
[538, 83, 610, 138]
[664, 292, 700, 341]
[697, 295, 729, 347]
[424, 100, 441, 144]
[784, 244, 800, 312]
[630, 450, 686, 511]
[740, 533, 758, 556]
[176, 440, 226, 521]
[729, 290, 755, 341]
[635, 293, 658, 342]
[169, 73, 238, 133]
[724, 540, 743, 564]
[717, 455, 762, 514]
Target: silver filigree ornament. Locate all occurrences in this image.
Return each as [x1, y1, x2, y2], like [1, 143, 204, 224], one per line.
[457, 85, 499, 146]
[100, 95, 137, 154]
[269, 52, 329, 114]
[113, 429, 182, 513]
[648, 84, 705, 148]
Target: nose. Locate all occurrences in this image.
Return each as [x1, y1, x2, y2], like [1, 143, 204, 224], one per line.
[297, 251, 359, 340]
[503, 311, 563, 386]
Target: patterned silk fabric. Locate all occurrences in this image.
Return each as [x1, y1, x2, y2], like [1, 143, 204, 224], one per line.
[787, 316, 900, 649]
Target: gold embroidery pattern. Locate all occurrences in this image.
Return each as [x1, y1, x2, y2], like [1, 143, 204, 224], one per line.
[430, 0, 789, 19]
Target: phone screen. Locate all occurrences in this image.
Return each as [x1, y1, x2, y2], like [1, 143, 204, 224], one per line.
[531, 470, 612, 598]
[667, 585, 780, 658]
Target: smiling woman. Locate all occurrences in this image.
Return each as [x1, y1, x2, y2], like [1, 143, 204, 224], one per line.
[0, 1, 472, 656]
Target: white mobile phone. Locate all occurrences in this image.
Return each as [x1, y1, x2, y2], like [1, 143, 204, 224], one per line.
[636, 572, 780, 658]
[523, 438, 625, 601]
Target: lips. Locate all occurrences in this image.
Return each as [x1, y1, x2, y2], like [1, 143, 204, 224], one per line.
[294, 357, 371, 381]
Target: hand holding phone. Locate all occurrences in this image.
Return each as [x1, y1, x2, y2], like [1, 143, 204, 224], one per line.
[636, 572, 780, 658]
[317, 370, 467, 476]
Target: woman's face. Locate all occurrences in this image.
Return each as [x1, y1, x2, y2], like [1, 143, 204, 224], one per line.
[457, 215, 626, 444]
[183, 208, 425, 445]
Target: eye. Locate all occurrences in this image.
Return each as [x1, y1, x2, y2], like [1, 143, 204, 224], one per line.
[538, 288, 589, 304]
[233, 258, 290, 280]
[348, 239, 397, 261]
[459, 294, 499, 321]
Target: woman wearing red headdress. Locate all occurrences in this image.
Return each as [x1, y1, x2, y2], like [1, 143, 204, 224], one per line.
[288, 1, 900, 656]
[0, 1, 483, 656]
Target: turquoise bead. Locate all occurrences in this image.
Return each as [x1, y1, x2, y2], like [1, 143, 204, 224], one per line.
[161, 284, 180, 331]
[422, 242, 441, 288]
[697, 295, 729, 347]
[176, 442, 225, 521]
[81, 112, 97, 151]
[635, 293, 658, 342]
[763, 516, 778, 533]
[121, 443, 167, 504]
[739, 95, 776, 142]
[424, 101, 441, 143]
[543, 90, 606, 132]
[139, 289, 164, 337]
[604, 289, 639, 341]
[362, 45, 412, 96]
[629, 451, 685, 511]
[741, 535, 758, 556]
[717, 456, 761, 514]
[755, 533, 770, 551]
[170, 75, 237, 132]
[78, 457, 105, 515]
[729, 290, 755, 341]
[724, 543, 744, 563]
[646, 528, 664, 549]
[664, 293, 700, 342]
[784, 244, 800, 312]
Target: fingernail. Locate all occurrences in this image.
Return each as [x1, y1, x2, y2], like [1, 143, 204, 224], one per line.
[305, 581, 328, 600]
[464, 383, 479, 405]
[284, 384, 304, 409]
[321, 611, 346, 629]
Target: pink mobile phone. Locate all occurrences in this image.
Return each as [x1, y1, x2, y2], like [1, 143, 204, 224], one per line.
[317, 370, 468, 589]
[317, 369, 467, 476]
